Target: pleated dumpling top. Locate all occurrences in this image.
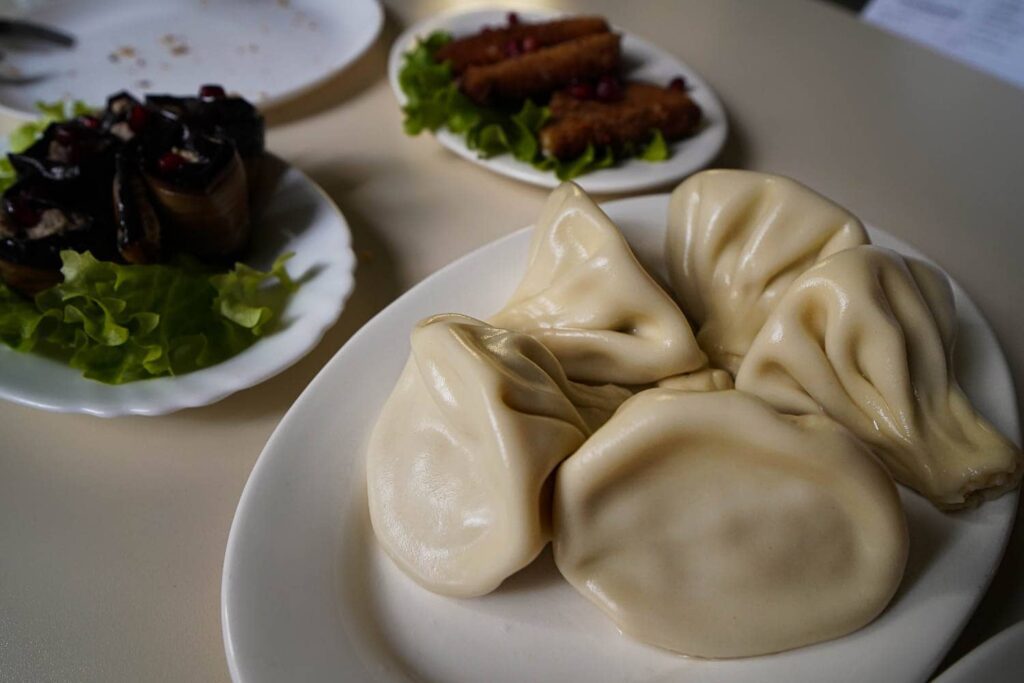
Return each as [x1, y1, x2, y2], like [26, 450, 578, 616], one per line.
[493, 182, 706, 385]
[736, 246, 1022, 509]
[666, 170, 869, 373]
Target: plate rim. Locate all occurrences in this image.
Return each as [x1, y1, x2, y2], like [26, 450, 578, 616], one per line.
[0, 162, 357, 417]
[221, 193, 1020, 683]
[933, 620, 1024, 683]
[386, 6, 729, 194]
[0, 0, 385, 120]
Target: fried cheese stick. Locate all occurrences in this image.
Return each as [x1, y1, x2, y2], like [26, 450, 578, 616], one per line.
[540, 83, 703, 160]
[434, 17, 610, 75]
[461, 33, 621, 106]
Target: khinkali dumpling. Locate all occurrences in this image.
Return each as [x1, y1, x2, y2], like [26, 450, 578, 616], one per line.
[492, 182, 706, 385]
[367, 314, 630, 598]
[658, 367, 734, 392]
[736, 246, 1022, 509]
[554, 389, 907, 658]
[666, 170, 869, 373]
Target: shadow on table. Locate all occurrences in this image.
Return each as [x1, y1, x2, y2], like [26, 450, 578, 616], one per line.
[260, 6, 403, 127]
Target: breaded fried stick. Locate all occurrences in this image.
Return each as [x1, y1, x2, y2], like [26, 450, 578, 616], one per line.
[461, 33, 621, 106]
[434, 16, 610, 75]
[540, 83, 702, 160]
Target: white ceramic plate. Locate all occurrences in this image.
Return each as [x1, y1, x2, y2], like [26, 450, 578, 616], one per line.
[0, 162, 356, 416]
[222, 193, 1020, 683]
[0, 0, 383, 117]
[387, 8, 728, 194]
[933, 621, 1024, 683]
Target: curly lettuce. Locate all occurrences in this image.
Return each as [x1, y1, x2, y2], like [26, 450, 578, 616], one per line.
[399, 32, 668, 180]
[0, 251, 296, 384]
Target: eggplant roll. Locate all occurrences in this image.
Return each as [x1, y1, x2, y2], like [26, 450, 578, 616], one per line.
[146, 87, 265, 160]
[0, 85, 265, 288]
[8, 120, 118, 218]
[141, 122, 250, 259]
[146, 87, 265, 199]
[112, 144, 161, 265]
[0, 179, 107, 295]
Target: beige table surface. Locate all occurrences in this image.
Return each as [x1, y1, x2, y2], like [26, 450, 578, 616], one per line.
[1, 0, 1023, 681]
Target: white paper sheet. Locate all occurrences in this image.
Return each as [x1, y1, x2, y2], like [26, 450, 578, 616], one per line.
[864, 0, 1024, 89]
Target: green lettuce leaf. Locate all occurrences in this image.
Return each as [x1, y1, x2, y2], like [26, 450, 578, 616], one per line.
[535, 143, 615, 181]
[211, 254, 295, 335]
[397, 31, 675, 179]
[0, 285, 55, 351]
[0, 251, 297, 384]
[639, 128, 669, 161]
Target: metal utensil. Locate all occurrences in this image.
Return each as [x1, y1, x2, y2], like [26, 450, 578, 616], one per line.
[0, 18, 75, 48]
[0, 17, 75, 85]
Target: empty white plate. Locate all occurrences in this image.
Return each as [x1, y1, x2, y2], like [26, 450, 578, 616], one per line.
[387, 8, 728, 194]
[222, 194, 1019, 683]
[0, 0, 383, 116]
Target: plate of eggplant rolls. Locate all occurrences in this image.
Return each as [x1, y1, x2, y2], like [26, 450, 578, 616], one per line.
[0, 87, 355, 416]
[388, 8, 728, 193]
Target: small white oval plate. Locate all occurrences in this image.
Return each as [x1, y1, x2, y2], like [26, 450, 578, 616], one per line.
[934, 621, 1024, 683]
[387, 8, 728, 194]
[0, 0, 383, 117]
[0, 163, 356, 417]
[223, 194, 1019, 683]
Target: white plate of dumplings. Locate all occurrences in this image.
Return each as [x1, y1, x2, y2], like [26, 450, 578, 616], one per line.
[222, 175, 1021, 683]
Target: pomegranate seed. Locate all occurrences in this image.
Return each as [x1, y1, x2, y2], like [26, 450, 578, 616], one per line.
[507, 12, 519, 26]
[595, 75, 623, 102]
[568, 82, 595, 100]
[521, 35, 540, 53]
[157, 151, 186, 174]
[669, 76, 687, 92]
[128, 105, 148, 132]
[504, 38, 522, 58]
[9, 197, 40, 227]
[80, 115, 100, 129]
[199, 84, 226, 99]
